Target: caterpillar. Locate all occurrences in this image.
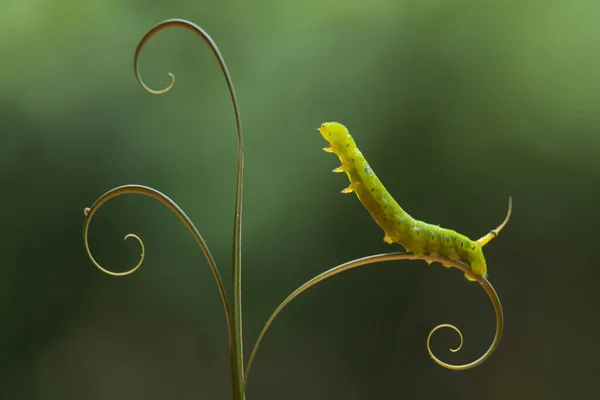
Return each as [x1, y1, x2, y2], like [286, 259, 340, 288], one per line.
[318, 122, 511, 281]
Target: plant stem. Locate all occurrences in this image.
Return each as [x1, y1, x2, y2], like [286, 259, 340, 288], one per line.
[232, 145, 245, 399]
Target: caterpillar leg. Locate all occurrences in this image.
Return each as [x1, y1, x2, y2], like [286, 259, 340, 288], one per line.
[464, 272, 477, 282]
[441, 252, 459, 268]
[383, 234, 393, 244]
[341, 182, 361, 194]
[323, 146, 334, 153]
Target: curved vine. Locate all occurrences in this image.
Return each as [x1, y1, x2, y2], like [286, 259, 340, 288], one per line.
[245, 253, 503, 389]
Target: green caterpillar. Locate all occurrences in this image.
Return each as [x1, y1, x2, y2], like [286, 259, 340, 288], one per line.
[318, 122, 511, 281]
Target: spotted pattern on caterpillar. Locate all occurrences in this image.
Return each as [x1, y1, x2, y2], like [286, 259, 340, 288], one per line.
[318, 122, 511, 281]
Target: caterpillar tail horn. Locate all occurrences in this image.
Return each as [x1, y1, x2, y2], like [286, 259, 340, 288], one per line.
[477, 197, 512, 247]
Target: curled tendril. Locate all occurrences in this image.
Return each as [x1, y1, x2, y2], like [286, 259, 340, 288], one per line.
[133, 18, 244, 142]
[82, 185, 230, 326]
[132, 18, 245, 397]
[83, 185, 238, 388]
[82, 231, 145, 276]
[428, 324, 464, 353]
[244, 253, 503, 389]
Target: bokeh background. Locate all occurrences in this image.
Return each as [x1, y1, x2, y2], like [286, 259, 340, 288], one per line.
[2, 1, 599, 399]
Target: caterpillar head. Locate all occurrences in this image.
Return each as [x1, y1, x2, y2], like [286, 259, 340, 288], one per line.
[318, 122, 355, 150]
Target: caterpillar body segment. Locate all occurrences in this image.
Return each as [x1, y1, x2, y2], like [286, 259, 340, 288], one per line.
[318, 122, 511, 281]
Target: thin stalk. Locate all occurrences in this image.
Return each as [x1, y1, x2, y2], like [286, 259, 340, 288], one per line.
[133, 19, 245, 399]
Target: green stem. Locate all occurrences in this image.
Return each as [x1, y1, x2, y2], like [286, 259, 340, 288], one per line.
[232, 145, 245, 400]
[133, 19, 246, 399]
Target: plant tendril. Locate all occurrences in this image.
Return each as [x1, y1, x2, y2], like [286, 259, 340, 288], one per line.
[428, 324, 463, 353]
[82, 185, 231, 327]
[245, 253, 503, 389]
[133, 19, 246, 399]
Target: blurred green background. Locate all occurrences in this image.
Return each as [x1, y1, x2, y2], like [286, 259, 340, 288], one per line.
[2, 0, 599, 399]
